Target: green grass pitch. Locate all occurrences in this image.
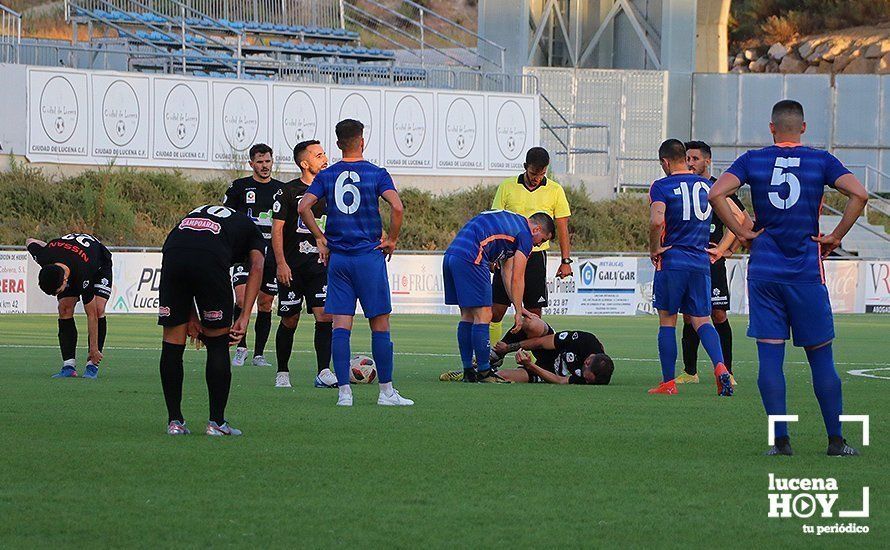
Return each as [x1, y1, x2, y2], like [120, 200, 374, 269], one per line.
[0, 314, 887, 547]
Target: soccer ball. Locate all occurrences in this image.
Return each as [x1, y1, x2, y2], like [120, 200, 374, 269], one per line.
[350, 355, 377, 384]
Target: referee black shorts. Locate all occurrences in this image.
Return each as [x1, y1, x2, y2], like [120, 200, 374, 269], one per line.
[492, 250, 548, 309]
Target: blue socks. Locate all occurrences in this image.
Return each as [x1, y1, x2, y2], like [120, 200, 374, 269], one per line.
[806, 344, 843, 438]
[372, 331, 394, 384]
[696, 324, 725, 367]
[472, 323, 491, 372]
[332, 328, 351, 387]
[657, 326, 677, 382]
[457, 321, 473, 371]
[757, 342, 788, 439]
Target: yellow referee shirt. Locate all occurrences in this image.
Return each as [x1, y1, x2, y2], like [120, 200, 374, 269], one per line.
[491, 174, 571, 252]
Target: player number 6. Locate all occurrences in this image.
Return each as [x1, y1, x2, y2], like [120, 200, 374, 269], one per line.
[334, 171, 361, 215]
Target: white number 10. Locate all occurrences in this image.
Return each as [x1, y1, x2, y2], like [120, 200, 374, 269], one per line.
[672, 181, 712, 221]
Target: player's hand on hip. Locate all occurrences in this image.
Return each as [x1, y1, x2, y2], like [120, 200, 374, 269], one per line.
[736, 228, 763, 248]
[706, 243, 723, 264]
[376, 235, 397, 261]
[88, 348, 103, 365]
[650, 245, 671, 266]
[812, 233, 842, 257]
[511, 312, 524, 333]
[556, 263, 573, 279]
[277, 264, 292, 286]
[316, 238, 330, 266]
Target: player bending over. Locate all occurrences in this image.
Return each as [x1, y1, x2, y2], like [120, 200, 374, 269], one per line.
[441, 316, 614, 385]
[709, 99, 868, 457]
[271, 140, 334, 388]
[27, 233, 113, 379]
[224, 143, 286, 368]
[676, 140, 753, 386]
[442, 209, 555, 383]
[157, 205, 266, 436]
[648, 139, 732, 397]
[298, 119, 412, 407]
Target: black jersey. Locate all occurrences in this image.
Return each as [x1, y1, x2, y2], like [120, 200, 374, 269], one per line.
[223, 176, 286, 242]
[163, 205, 266, 265]
[28, 234, 111, 299]
[542, 330, 605, 385]
[709, 176, 746, 249]
[272, 178, 327, 265]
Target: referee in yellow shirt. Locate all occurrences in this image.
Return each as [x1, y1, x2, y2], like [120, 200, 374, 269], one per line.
[490, 147, 573, 344]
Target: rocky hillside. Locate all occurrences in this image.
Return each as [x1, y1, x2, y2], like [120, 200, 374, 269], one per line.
[729, 23, 890, 75]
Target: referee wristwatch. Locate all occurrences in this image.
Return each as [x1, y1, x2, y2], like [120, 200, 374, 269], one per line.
[561, 257, 573, 265]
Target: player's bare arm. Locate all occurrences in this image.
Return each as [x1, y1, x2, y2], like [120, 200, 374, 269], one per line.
[298, 192, 328, 264]
[709, 173, 762, 245]
[649, 201, 670, 265]
[707, 199, 751, 261]
[507, 252, 528, 333]
[555, 216, 572, 278]
[84, 298, 103, 365]
[515, 351, 569, 384]
[25, 238, 46, 248]
[231, 249, 265, 345]
[813, 173, 868, 257]
[377, 189, 403, 260]
[271, 219, 291, 286]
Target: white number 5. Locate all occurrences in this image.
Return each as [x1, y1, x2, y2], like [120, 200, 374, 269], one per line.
[334, 171, 361, 214]
[769, 157, 801, 210]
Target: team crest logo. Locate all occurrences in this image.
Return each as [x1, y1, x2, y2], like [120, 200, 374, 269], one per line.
[566, 352, 576, 363]
[82, 281, 89, 289]
[246, 191, 256, 204]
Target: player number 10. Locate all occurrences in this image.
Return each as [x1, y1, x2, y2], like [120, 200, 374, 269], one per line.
[334, 170, 361, 215]
[672, 181, 712, 221]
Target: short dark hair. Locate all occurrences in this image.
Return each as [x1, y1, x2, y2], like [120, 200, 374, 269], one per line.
[293, 139, 321, 164]
[249, 143, 273, 160]
[684, 140, 711, 158]
[588, 353, 614, 385]
[771, 99, 805, 133]
[525, 147, 550, 169]
[38, 264, 65, 295]
[658, 139, 686, 163]
[529, 211, 555, 238]
[335, 119, 364, 149]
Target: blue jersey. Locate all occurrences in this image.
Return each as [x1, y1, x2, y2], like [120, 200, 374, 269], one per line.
[445, 210, 533, 265]
[307, 160, 397, 255]
[726, 145, 850, 284]
[649, 174, 712, 273]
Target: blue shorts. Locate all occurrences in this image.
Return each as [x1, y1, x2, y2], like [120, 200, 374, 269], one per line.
[653, 269, 711, 317]
[443, 254, 492, 308]
[326, 251, 392, 318]
[747, 280, 834, 347]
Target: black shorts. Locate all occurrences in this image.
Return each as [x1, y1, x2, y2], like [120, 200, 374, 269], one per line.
[158, 248, 233, 329]
[58, 249, 113, 303]
[710, 260, 730, 311]
[492, 250, 548, 309]
[232, 256, 278, 296]
[278, 258, 327, 316]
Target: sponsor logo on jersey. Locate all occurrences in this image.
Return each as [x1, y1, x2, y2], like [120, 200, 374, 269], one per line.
[179, 217, 221, 234]
[203, 310, 223, 321]
[158, 306, 171, 317]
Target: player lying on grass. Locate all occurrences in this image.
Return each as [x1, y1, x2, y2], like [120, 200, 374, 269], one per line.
[439, 316, 614, 385]
[442, 209, 555, 383]
[710, 99, 868, 457]
[27, 233, 113, 379]
[648, 139, 732, 397]
[157, 205, 266, 436]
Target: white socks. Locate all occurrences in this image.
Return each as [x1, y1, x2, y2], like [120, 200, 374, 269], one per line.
[339, 385, 353, 397]
[380, 382, 393, 396]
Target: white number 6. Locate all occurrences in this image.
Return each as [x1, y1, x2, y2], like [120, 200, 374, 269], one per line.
[335, 171, 361, 215]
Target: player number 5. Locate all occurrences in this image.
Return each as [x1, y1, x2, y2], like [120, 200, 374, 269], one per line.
[769, 157, 801, 210]
[334, 171, 361, 215]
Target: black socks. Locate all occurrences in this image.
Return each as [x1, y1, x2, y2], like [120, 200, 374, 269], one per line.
[314, 321, 333, 373]
[204, 334, 231, 425]
[276, 322, 296, 373]
[681, 322, 699, 375]
[58, 318, 77, 362]
[254, 311, 272, 357]
[159, 341, 186, 423]
[715, 320, 733, 373]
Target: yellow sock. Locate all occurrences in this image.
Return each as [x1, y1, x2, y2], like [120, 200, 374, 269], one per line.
[489, 321, 503, 346]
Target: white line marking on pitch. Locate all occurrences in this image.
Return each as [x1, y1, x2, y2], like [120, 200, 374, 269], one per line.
[847, 367, 890, 380]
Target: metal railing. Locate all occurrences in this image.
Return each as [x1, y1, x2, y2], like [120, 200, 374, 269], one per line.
[538, 91, 611, 176]
[68, 0, 341, 29]
[343, 0, 505, 71]
[0, 2, 21, 64]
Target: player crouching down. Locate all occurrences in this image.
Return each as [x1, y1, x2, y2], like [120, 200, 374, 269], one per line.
[440, 316, 614, 385]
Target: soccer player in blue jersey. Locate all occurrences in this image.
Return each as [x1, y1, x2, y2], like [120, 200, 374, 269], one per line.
[443, 210, 555, 382]
[648, 139, 733, 397]
[298, 119, 413, 407]
[710, 100, 868, 456]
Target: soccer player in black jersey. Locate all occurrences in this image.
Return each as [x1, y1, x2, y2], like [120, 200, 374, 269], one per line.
[26, 233, 113, 379]
[224, 143, 287, 368]
[158, 205, 266, 436]
[270, 140, 334, 388]
[676, 141, 754, 386]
